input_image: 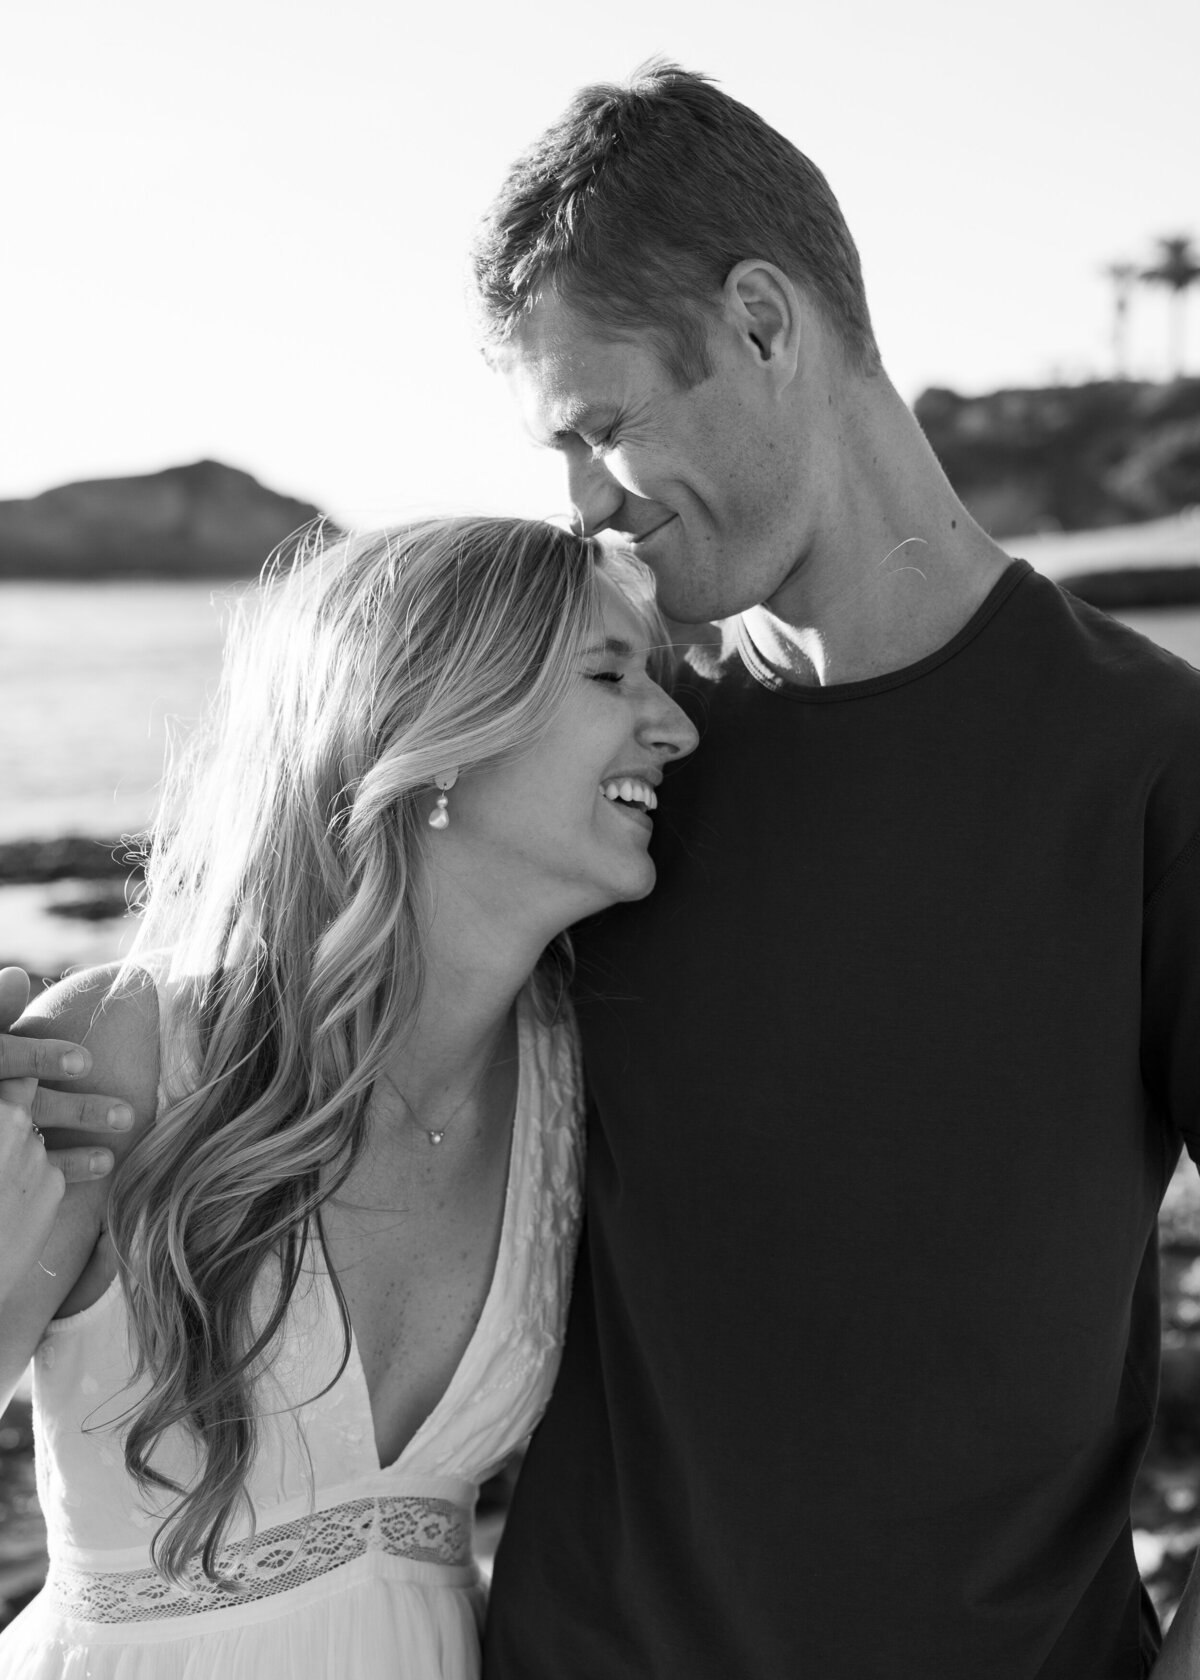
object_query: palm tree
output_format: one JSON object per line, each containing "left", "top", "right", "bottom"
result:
{"left": 1103, "top": 261, "right": 1139, "bottom": 377}
{"left": 1141, "top": 235, "right": 1200, "bottom": 377}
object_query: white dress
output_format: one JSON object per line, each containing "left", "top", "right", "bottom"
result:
{"left": 0, "top": 982, "right": 583, "bottom": 1679}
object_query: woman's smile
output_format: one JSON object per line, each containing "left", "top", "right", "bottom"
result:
{"left": 436, "top": 576, "right": 697, "bottom": 931}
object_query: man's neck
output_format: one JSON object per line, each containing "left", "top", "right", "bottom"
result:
{"left": 741, "top": 529, "right": 1011, "bottom": 686}
{"left": 744, "top": 377, "right": 1013, "bottom": 687}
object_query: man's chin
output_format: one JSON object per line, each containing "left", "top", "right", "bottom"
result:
{"left": 655, "top": 574, "right": 757, "bottom": 628}
{"left": 661, "top": 607, "right": 724, "bottom": 642}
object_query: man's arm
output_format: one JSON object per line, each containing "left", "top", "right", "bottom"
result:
{"left": 0, "top": 965, "right": 154, "bottom": 1411}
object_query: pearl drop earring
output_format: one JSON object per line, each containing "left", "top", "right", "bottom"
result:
{"left": 428, "top": 768, "right": 459, "bottom": 829}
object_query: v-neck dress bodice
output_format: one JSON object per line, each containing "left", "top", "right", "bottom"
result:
{"left": 0, "top": 980, "right": 583, "bottom": 1680}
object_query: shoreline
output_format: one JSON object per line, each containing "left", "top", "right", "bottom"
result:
{"left": 0, "top": 840, "right": 142, "bottom": 987}
{"left": 0, "top": 835, "right": 143, "bottom": 886}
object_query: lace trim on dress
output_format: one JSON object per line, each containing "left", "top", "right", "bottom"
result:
{"left": 47, "top": 1495, "right": 472, "bottom": 1624}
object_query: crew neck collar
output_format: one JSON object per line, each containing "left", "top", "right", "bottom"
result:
{"left": 734, "top": 559, "right": 1033, "bottom": 701}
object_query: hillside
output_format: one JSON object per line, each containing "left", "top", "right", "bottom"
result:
{"left": 0, "top": 460, "right": 327, "bottom": 578}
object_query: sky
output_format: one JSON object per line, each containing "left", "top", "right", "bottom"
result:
{"left": 2, "top": 0, "right": 1198, "bottom": 528}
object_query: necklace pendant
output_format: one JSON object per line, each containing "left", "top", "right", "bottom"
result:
{"left": 427, "top": 1128, "right": 446, "bottom": 1145}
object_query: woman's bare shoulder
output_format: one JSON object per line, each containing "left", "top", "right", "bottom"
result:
{"left": 0, "top": 969, "right": 163, "bottom": 1349}
{"left": 21, "top": 963, "right": 161, "bottom": 1138}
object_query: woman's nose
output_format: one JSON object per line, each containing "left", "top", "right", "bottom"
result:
{"left": 643, "top": 692, "right": 699, "bottom": 760}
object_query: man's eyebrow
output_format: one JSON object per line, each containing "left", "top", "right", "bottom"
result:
{"left": 581, "top": 636, "right": 637, "bottom": 659}
{"left": 549, "top": 405, "right": 618, "bottom": 445}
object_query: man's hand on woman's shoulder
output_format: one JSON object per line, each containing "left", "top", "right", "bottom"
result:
{"left": 0, "top": 965, "right": 133, "bottom": 1185}
{"left": 0, "top": 963, "right": 156, "bottom": 1307}
{"left": 0, "top": 964, "right": 158, "bottom": 1405}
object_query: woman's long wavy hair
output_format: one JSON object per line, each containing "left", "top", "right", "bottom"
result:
{"left": 107, "top": 517, "right": 662, "bottom": 1584}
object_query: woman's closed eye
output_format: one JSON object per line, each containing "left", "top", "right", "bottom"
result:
{"left": 587, "top": 669, "right": 626, "bottom": 686}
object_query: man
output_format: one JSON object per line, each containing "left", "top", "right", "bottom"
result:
{"left": 466, "top": 63, "right": 1200, "bottom": 1678}
{"left": 5, "top": 61, "right": 1199, "bottom": 1678}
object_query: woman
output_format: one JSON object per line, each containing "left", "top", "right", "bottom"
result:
{"left": 0, "top": 516, "right": 697, "bottom": 1678}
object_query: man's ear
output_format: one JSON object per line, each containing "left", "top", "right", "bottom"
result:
{"left": 721, "top": 261, "right": 802, "bottom": 387}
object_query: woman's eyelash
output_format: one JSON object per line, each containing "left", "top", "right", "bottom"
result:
{"left": 588, "top": 670, "right": 625, "bottom": 685}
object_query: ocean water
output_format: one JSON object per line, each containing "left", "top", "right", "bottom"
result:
{"left": 0, "top": 579, "right": 247, "bottom": 843}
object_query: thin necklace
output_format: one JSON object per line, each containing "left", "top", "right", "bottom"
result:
{"left": 404, "top": 1080, "right": 475, "bottom": 1147}
{"left": 398, "top": 1020, "right": 517, "bottom": 1147}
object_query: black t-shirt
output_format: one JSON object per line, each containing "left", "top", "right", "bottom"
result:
{"left": 484, "top": 562, "right": 1200, "bottom": 1679}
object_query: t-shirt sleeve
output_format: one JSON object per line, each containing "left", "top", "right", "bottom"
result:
{"left": 1143, "top": 822, "right": 1200, "bottom": 1157}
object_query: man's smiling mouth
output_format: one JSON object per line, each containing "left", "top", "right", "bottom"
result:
{"left": 628, "top": 516, "right": 676, "bottom": 547}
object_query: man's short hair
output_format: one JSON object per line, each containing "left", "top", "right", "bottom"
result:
{"left": 471, "top": 60, "right": 879, "bottom": 386}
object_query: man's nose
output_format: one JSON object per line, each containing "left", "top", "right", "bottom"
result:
{"left": 565, "top": 450, "right": 624, "bottom": 538}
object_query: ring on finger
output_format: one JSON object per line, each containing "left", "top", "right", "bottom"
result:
{"left": 30, "top": 1121, "right": 45, "bottom": 1146}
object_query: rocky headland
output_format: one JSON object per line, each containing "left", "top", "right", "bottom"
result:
{"left": 916, "top": 375, "right": 1200, "bottom": 555}
{"left": 0, "top": 459, "right": 328, "bottom": 579}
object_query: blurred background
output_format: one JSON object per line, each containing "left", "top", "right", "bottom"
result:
{"left": 2, "top": 0, "right": 1200, "bottom": 1632}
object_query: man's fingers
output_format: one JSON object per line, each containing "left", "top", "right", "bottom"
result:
{"left": 32, "top": 1085, "right": 133, "bottom": 1134}
{"left": 0, "top": 968, "right": 31, "bottom": 1032}
{"left": 45, "top": 1146, "right": 114, "bottom": 1184}
{"left": 0, "top": 1033, "right": 92, "bottom": 1084}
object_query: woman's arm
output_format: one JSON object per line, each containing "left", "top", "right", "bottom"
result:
{"left": 0, "top": 965, "right": 159, "bottom": 1411}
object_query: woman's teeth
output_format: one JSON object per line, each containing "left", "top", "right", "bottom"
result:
{"left": 600, "top": 778, "right": 658, "bottom": 811}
